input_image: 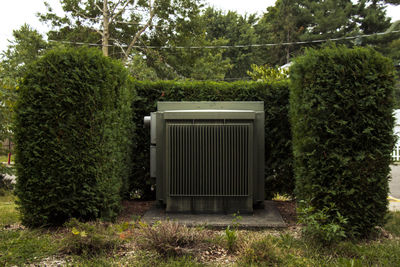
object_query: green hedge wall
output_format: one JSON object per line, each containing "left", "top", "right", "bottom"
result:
{"left": 14, "top": 47, "right": 133, "bottom": 227}
{"left": 129, "top": 80, "right": 293, "bottom": 199}
{"left": 290, "top": 46, "right": 395, "bottom": 238}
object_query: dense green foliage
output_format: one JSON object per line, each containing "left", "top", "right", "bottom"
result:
{"left": 14, "top": 47, "right": 133, "bottom": 227}
{"left": 35, "top": 1, "right": 399, "bottom": 80}
{"left": 290, "top": 45, "right": 395, "bottom": 238}
{"left": 130, "top": 80, "right": 293, "bottom": 199}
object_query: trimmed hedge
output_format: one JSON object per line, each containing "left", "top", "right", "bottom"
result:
{"left": 290, "top": 46, "right": 395, "bottom": 238}
{"left": 129, "top": 80, "right": 293, "bottom": 199}
{"left": 14, "top": 47, "right": 133, "bottom": 227}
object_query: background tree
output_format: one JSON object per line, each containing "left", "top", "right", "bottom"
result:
{"left": 255, "top": 0, "right": 309, "bottom": 66}
{"left": 144, "top": 5, "right": 232, "bottom": 80}
{"left": 39, "top": 0, "right": 201, "bottom": 62}
{"left": 202, "top": 8, "right": 260, "bottom": 79}
{"left": 1, "top": 24, "right": 48, "bottom": 87}
{"left": 0, "top": 25, "right": 48, "bottom": 166}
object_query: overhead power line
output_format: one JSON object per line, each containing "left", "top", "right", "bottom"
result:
{"left": 48, "top": 29, "right": 400, "bottom": 49}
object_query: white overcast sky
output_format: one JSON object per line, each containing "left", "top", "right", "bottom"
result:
{"left": 1, "top": 0, "right": 400, "bottom": 53}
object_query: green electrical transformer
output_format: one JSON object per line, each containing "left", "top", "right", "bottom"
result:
{"left": 144, "top": 102, "right": 265, "bottom": 213}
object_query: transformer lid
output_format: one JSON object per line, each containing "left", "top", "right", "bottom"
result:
{"left": 163, "top": 110, "right": 256, "bottom": 120}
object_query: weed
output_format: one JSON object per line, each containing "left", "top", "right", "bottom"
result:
{"left": 272, "top": 193, "right": 293, "bottom": 201}
{"left": 298, "top": 201, "right": 348, "bottom": 246}
{"left": 225, "top": 226, "right": 238, "bottom": 253}
{"left": 131, "top": 214, "right": 141, "bottom": 222}
{"left": 224, "top": 212, "right": 242, "bottom": 253}
{"left": 61, "top": 218, "right": 123, "bottom": 256}
{"left": 136, "top": 220, "right": 210, "bottom": 257}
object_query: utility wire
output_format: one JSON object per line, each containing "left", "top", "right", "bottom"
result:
{"left": 48, "top": 29, "right": 400, "bottom": 49}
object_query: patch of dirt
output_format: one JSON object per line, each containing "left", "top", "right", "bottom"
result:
{"left": 118, "top": 200, "right": 155, "bottom": 222}
{"left": 2, "top": 223, "right": 25, "bottom": 231}
{"left": 274, "top": 200, "right": 297, "bottom": 226}
{"left": 198, "top": 245, "right": 236, "bottom": 266}
{"left": 30, "top": 256, "right": 69, "bottom": 267}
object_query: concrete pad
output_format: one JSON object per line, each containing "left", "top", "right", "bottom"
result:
{"left": 142, "top": 200, "right": 286, "bottom": 228}
{"left": 390, "top": 165, "right": 400, "bottom": 199}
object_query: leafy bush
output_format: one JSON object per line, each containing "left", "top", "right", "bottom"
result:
{"left": 298, "top": 201, "right": 348, "bottom": 245}
{"left": 290, "top": 45, "right": 396, "bottom": 238}
{"left": 14, "top": 47, "right": 134, "bottom": 227}
{"left": 130, "top": 80, "right": 294, "bottom": 199}
{"left": 247, "top": 64, "right": 289, "bottom": 81}
{"left": 61, "top": 218, "right": 123, "bottom": 256}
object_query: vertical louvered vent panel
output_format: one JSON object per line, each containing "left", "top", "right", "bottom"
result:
{"left": 167, "top": 123, "right": 250, "bottom": 196}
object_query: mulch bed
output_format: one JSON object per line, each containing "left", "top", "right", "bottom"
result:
{"left": 118, "top": 200, "right": 155, "bottom": 222}
{"left": 274, "top": 200, "right": 297, "bottom": 226}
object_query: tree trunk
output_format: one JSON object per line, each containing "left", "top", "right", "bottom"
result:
{"left": 102, "top": 0, "right": 109, "bottom": 57}
{"left": 286, "top": 29, "right": 290, "bottom": 63}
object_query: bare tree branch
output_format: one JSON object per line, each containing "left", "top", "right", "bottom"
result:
{"left": 110, "top": 38, "right": 128, "bottom": 58}
{"left": 123, "top": 0, "right": 154, "bottom": 61}
{"left": 109, "top": 0, "right": 124, "bottom": 15}
{"left": 88, "top": 26, "right": 104, "bottom": 36}
{"left": 111, "top": 0, "right": 133, "bottom": 22}
{"left": 95, "top": 3, "right": 103, "bottom": 13}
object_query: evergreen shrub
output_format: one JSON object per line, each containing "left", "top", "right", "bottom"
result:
{"left": 15, "top": 47, "right": 133, "bottom": 227}
{"left": 129, "top": 80, "right": 293, "bottom": 199}
{"left": 290, "top": 46, "right": 395, "bottom": 238}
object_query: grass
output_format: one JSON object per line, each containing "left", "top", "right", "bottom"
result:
{"left": 0, "top": 192, "right": 19, "bottom": 227}
{"left": 0, "top": 229, "right": 61, "bottom": 266}
{"left": 0, "top": 154, "right": 13, "bottom": 164}
{"left": 1, "top": 193, "right": 400, "bottom": 266}
{"left": 384, "top": 211, "right": 400, "bottom": 237}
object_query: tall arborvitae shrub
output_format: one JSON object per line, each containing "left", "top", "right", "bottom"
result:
{"left": 14, "top": 47, "right": 133, "bottom": 227}
{"left": 290, "top": 46, "right": 395, "bottom": 238}
{"left": 129, "top": 81, "right": 293, "bottom": 199}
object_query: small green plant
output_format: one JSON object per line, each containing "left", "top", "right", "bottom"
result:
{"left": 225, "top": 226, "right": 237, "bottom": 253}
{"left": 298, "top": 201, "right": 348, "bottom": 245}
{"left": 61, "top": 218, "right": 123, "bottom": 256}
{"left": 224, "top": 212, "right": 242, "bottom": 252}
{"left": 272, "top": 193, "right": 293, "bottom": 201}
{"left": 130, "top": 189, "right": 144, "bottom": 200}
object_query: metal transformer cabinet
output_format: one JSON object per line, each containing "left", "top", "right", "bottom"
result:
{"left": 145, "top": 102, "right": 264, "bottom": 213}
